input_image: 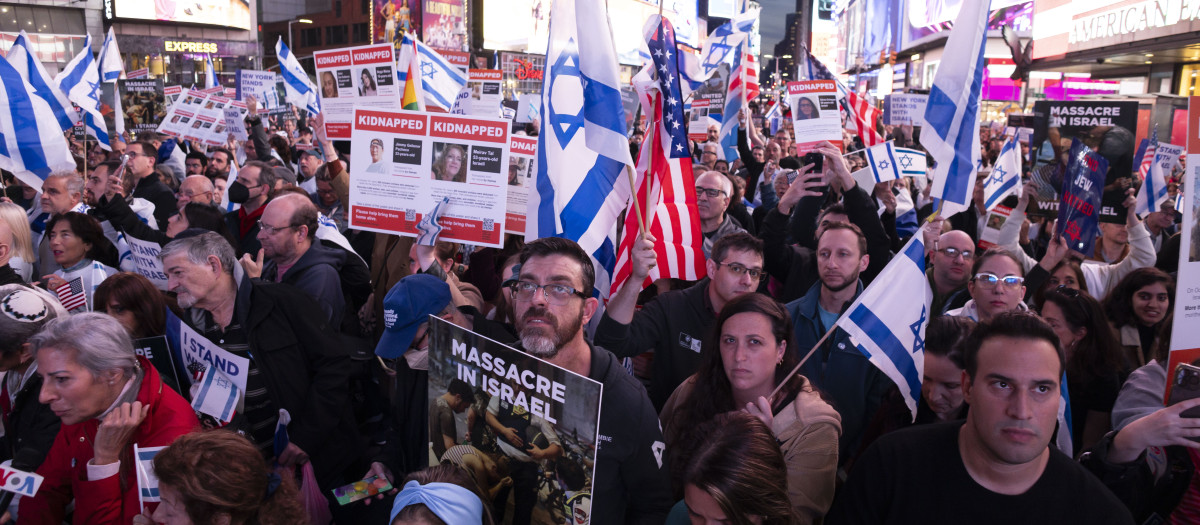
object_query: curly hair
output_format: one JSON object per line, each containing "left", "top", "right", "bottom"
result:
{"left": 152, "top": 430, "right": 306, "bottom": 525}
{"left": 1102, "top": 267, "right": 1173, "bottom": 328}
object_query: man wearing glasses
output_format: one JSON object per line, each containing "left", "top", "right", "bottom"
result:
{"left": 596, "top": 232, "right": 763, "bottom": 410}
{"left": 695, "top": 170, "right": 746, "bottom": 258}
{"left": 508, "top": 237, "right": 672, "bottom": 525}
{"left": 928, "top": 229, "right": 977, "bottom": 314}
{"left": 176, "top": 175, "right": 216, "bottom": 210}
{"left": 787, "top": 222, "right": 889, "bottom": 464}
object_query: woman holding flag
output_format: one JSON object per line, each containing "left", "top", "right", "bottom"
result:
{"left": 40, "top": 212, "right": 118, "bottom": 313}
{"left": 660, "top": 293, "right": 840, "bottom": 524}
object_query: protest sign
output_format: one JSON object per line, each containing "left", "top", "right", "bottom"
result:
{"left": 348, "top": 109, "right": 510, "bottom": 247}
{"left": 314, "top": 43, "right": 401, "bottom": 139}
{"left": 1031, "top": 100, "right": 1139, "bottom": 222}
{"left": 883, "top": 93, "right": 928, "bottom": 126}
{"left": 506, "top": 135, "right": 537, "bottom": 235}
{"left": 223, "top": 99, "right": 250, "bottom": 141}
{"left": 1056, "top": 139, "right": 1107, "bottom": 256}
{"left": 126, "top": 68, "right": 149, "bottom": 79}
{"left": 132, "top": 336, "right": 183, "bottom": 395}
{"left": 164, "top": 85, "right": 183, "bottom": 105}
{"left": 687, "top": 98, "right": 713, "bottom": 142}
{"left": 118, "top": 79, "right": 166, "bottom": 135}
{"left": 165, "top": 310, "right": 249, "bottom": 394}
{"left": 516, "top": 93, "right": 542, "bottom": 124}
{"left": 235, "top": 69, "right": 285, "bottom": 112}
{"left": 427, "top": 316, "right": 601, "bottom": 525}
{"left": 787, "top": 80, "right": 842, "bottom": 154}
{"left": 977, "top": 203, "right": 1012, "bottom": 250}
{"left": 1165, "top": 95, "right": 1200, "bottom": 403}
{"left": 126, "top": 235, "right": 168, "bottom": 290}
{"left": 463, "top": 69, "right": 502, "bottom": 117}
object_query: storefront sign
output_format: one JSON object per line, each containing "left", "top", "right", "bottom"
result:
{"left": 165, "top": 40, "right": 219, "bottom": 54}
{"left": 1033, "top": 0, "right": 1200, "bottom": 58}
{"left": 514, "top": 58, "right": 542, "bottom": 81}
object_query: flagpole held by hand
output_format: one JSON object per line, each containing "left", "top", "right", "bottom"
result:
{"left": 769, "top": 325, "right": 836, "bottom": 402}
{"left": 625, "top": 164, "right": 647, "bottom": 235}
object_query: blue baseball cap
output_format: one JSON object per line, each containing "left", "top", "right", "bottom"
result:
{"left": 375, "top": 274, "right": 452, "bottom": 359}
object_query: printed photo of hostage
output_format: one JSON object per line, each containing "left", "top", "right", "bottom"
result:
{"left": 359, "top": 68, "right": 378, "bottom": 97}
{"left": 795, "top": 96, "right": 820, "bottom": 120}
{"left": 321, "top": 71, "right": 338, "bottom": 99}
{"left": 509, "top": 156, "right": 530, "bottom": 187}
{"left": 433, "top": 142, "right": 468, "bottom": 183}
{"left": 366, "top": 138, "right": 388, "bottom": 174}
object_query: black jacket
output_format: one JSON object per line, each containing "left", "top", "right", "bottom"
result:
{"left": 261, "top": 242, "right": 355, "bottom": 329}
{"left": 0, "top": 264, "right": 24, "bottom": 286}
{"left": 594, "top": 279, "right": 715, "bottom": 410}
{"left": 93, "top": 194, "right": 171, "bottom": 246}
{"left": 185, "top": 276, "right": 360, "bottom": 489}
{"left": 223, "top": 209, "right": 263, "bottom": 258}
{"left": 132, "top": 172, "right": 178, "bottom": 229}
{"left": 0, "top": 373, "right": 61, "bottom": 468}
{"left": 584, "top": 343, "right": 674, "bottom": 525}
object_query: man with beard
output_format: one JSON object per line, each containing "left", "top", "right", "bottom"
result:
{"left": 928, "top": 228, "right": 976, "bottom": 314}
{"left": 206, "top": 147, "right": 234, "bottom": 180}
{"left": 828, "top": 313, "right": 1133, "bottom": 524}
{"left": 508, "top": 237, "right": 672, "bottom": 525}
{"left": 158, "top": 232, "right": 360, "bottom": 519}
{"left": 185, "top": 151, "right": 207, "bottom": 176}
{"left": 786, "top": 222, "right": 890, "bottom": 464}
{"left": 595, "top": 232, "right": 763, "bottom": 409}
{"left": 126, "top": 142, "right": 178, "bottom": 229}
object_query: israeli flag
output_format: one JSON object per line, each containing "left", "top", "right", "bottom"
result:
{"left": 836, "top": 235, "right": 933, "bottom": 420}
{"left": 56, "top": 34, "right": 111, "bottom": 148}
{"left": 983, "top": 138, "right": 1022, "bottom": 211}
{"left": 529, "top": 0, "right": 634, "bottom": 299}
{"left": 763, "top": 100, "right": 782, "bottom": 136}
{"left": 275, "top": 37, "right": 321, "bottom": 115}
{"left": 853, "top": 143, "right": 928, "bottom": 189}
{"left": 99, "top": 28, "right": 125, "bottom": 140}
{"left": 0, "top": 56, "right": 77, "bottom": 192}
{"left": 1136, "top": 133, "right": 1182, "bottom": 218}
{"left": 6, "top": 31, "right": 78, "bottom": 130}
{"left": 204, "top": 54, "right": 217, "bottom": 89}
{"left": 397, "top": 33, "right": 467, "bottom": 111}
{"left": 697, "top": 9, "right": 757, "bottom": 82}
{"left": 133, "top": 444, "right": 166, "bottom": 504}
{"left": 191, "top": 365, "right": 241, "bottom": 423}
{"left": 920, "top": 0, "right": 990, "bottom": 219}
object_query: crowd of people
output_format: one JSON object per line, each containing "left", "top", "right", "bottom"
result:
{"left": 0, "top": 85, "right": 1190, "bottom": 525}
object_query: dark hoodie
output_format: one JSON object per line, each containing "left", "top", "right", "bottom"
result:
{"left": 261, "top": 240, "right": 370, "bottom": 330}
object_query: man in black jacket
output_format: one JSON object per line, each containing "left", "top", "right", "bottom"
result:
{"left": 127, "top": 141, "right": 178, "bottom": 228}
{"left": 512, "top": 237, "right": 673, "bottom": 525}
{"left": 160, "top": 232, "right": 360, "bottom": 517}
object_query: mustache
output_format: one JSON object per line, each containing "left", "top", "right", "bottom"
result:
{"left": 521, "top": 306, "right": 557, "bottom": 324}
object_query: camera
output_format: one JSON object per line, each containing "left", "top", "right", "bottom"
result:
{"left": 802, "top": 151, "right": 824, "bottom": 172}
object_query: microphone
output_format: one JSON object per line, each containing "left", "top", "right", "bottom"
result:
{"left": 0, "top": 448, "right": 45, "bottom": 522}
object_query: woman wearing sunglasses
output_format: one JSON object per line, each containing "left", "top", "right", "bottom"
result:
{"left": 947, "top": 248, "right": 1027, "bottom": 323}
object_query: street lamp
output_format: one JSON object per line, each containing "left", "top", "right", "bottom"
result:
{"left": 288, "top": 18, "right": 313, "bottom": 50}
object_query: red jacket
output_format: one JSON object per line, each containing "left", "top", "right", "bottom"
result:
{"left": 24, "top": 356, "right": 198, "bottom": 524}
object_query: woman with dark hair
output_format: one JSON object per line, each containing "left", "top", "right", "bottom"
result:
{"left": 98, "top": 195, "right": 236, "bottom": 248}
{"left": 1031, "top": 259, "right": 1088, "bottom": 310}
{"left": 948, "top": 247, "right": 1027, "bottom": 323}
{"left": 1102, "top": 267, "right": 1173, "bottom": 368}
{"left": 359, "top": 68, "right": 378, "bottom": 96}
{"left": 432, "top": 144, "right": 467, "bottom": 183}
{"left": 1041, "top": 286, "right": 1128, "bottom": 453}
{"left": 131, "top": 431, "right": 307, "bottom": 525}
{"left": 41, "top": 212, "right": 118, "bottom": 313}
{"left": 390, "top": 464, "right": 495, "bottom": 525}
{"left": 660, "top": 293, "right": 840, "bottom": 523}
{"left": 664, "top": 411, "right": 798, "bottom": 525}
{"left": 795, "top": 97, "right": 819, "bottom": 120}
{"left": 321, "top": 71, "right": 338, "bottom": 99}
{"left": 95, "top": 272, "right": 172, "bottom": 339}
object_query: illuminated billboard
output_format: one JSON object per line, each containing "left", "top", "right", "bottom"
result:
{"left": 112, "top": 0, "right": 252, "bottom": 31}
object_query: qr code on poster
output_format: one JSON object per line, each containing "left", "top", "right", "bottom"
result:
{"left": 483, "top": 218, "right": 494, "bottom": 231}
{"left": 405, "top": 209, "right": 415, "bottom": 221}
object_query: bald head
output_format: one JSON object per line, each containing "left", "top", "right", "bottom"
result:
{"left": 933, "top": 229, "right": 977, "bottom": 291}
{"left": 177, "top": 176, "right": 216, "bottom": 210}
{"left": 271, "top": 193, "right": 319, "bottom": 241}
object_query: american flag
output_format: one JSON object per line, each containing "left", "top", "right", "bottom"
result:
{"left": 1137, "top": 127, "right": 1158, "bottom": 181}
{"left": 55, "top": 277, "right": 87, "bottom": 311}
{"left": 612, "top": 15, "right": 706, "bottom": 296}
{"left": 742, "top": 53, "right": 760, "bottom": 102}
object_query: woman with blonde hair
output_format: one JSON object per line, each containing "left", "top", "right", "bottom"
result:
{"left": 0, "top": 202, "right": 36, "bottom": 282}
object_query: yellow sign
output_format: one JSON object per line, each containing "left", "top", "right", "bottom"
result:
{"left": 164, "top": 41, "right": 218, "bottom": 54}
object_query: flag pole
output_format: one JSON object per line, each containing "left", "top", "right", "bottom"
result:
{"left": 625, "top": 164, "right": 647, "bottom": 234}
{"left": 769, "top": 325, "right": 835, "bottom": 401}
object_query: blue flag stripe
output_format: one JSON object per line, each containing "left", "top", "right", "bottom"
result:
{"left": 848, "top": 304, "right": 923, "bottom": 398}
{"left": 0, "top": 62, "right": 52, "bottom": 176}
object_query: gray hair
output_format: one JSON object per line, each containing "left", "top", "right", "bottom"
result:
{"left": 160, "top": 231, "right": 237, "bottom": 275}
{"left": 28, "top": 313, "right": 138, "bottom": 379}
{"left": 48, "top": 171, "right": 84, "bottom": 199}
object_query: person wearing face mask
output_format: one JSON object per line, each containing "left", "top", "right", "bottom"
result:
{"left": 223, "top": 161, "right": 277, "bottom": 257}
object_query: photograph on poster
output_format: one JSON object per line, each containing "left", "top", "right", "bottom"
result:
{"left": 321, "top": 71, "right": 338, "bottom": 99}
{"left": 795, "top": 96, "right": 820, "bottom": 120}
{"left": 359, "top": 68, "right": 378, "bottom": 96}
{"left": 433, "top": 142, "right": 469, "bottom": 183}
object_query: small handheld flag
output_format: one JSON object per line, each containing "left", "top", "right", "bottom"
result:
{"left": 983, "top": 138, "right": 1022, "bottom": 211}
{"left": 55, "top": 277, "right": 87, "bottom": 311}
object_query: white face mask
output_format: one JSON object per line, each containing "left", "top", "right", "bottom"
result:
{"left": 404, "top": 347, "right": 429, "bottom": 371}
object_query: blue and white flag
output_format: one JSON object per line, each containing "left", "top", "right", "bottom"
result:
{"left": 836, "top": 234, "right": 933, "bottom": 420}
{"left": 99, "top": 28, "right": 125, "bottom": 140}
{"left": 55, "top": 34, "right": 111, "bottom": 149}
{"left": 204, "top": 54, "right": 217, "bottom": 89}
{"left": 133, "top": 444, "right": 166, "bottom": 505}
{"left": 1057, "top": 373, "right": 1073, "bottom": 458}
{"left": 273, "top": 408, "right": 292, "bottom": 458}
{"left": 529, "top": 0, "right": 634, "bottom": 299}
{"left": 920, "top": 0, "right": 990, "bottom": 219}
{"left": 852, "top": 142, "right": 927, "bottom": 189}
{"left": 1135, "top": 127, "right": 1183, "bottom": 217}
{"left": 983, "top": 137, "right": 1022, "bottom": 211}
{"left": 191, "top": 365, "right": 240, "bottom": 423}
{"left": 164, "top": 309, "right": 249, "bottom": 393}
{"left": 6, "top": 31, "right": 77, "bottom": 131}
{"left": 763, "top": 100, "right": 782, "bottom": 136}
{"left": 274, "top": 37, "right": 321, "bottom": 115}
{"left": 397, "top": 33, "right": 467, "bottom": 111}
{"left": 696, "top": 9, "right": 757, "bottom": 82}
{"left": 0, "top": 57, "right": 77, "bottom": 191}
{"left": 416, "top": 196, "right": 450, "bottom": 245}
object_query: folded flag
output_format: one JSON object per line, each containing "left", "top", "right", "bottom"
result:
{"left": 134, "top": 444, "right": 166, "bottom": 505}
{"left": 983, "top": 137, "right": 1022, "bottom": 211}
{"left": 191, "top": 365, "right": 241, "bottom": 423}
{"left": 275, "top": 37, "right": 321, "bottom": 115}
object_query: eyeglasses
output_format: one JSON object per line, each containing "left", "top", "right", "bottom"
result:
{"left": 257, "top": 220, "right": 298, "bottom": 235}
{"left": 972, "top": 272, "right": 1024, "bottom": 289}
{"left": 714, "top": 261, "right": 763, "bottom": 280}
{"left": 179, "top": 190, "right": 212, "bottom": 199}
{"left": 695, "top": 186, "right": 727, "bottom": 199}
{"left": 935, "top": 245, "right": 974, "bottom": 260}
{"left": 509, "top": 280, "right": 589, "bottom": 305}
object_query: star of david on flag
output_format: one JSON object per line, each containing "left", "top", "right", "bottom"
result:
{"left": 836, "top": 234, "right": 933, "bottom": 421}
{"left": 983, "top": 137, "right": 1022, "bottom": 211}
